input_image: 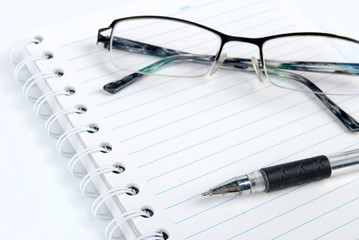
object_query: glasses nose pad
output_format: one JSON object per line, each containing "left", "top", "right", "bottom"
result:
{"left": 210, "top": 52, "right": 227, "bottom": 76}
{"left": 250, "top": 56, "right": 264, "bottom": 83}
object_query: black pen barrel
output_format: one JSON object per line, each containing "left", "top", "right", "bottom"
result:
{"left": 260, "top": 155, "right": 332, "bottom": 192}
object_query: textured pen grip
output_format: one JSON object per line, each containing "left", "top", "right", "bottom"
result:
{"left": 260, "top": 155, "right": 331, "bottom": 192}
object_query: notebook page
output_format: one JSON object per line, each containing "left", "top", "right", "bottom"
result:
{"left": 26, "top": 0, "right": 359, "bottom": 239}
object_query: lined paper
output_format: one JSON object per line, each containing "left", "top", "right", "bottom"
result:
{"left": 26, "top": 0, "right": 359, "bottom": 239}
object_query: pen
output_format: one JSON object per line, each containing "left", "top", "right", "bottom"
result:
{"left": 201, "top": 148, "right": 359, "bottom": 197}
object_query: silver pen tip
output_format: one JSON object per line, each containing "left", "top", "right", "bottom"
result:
{"left": 201, "top": 191, "right": 211, "bottom": 196}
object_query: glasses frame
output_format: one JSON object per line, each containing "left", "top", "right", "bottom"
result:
{"left": 97, "top": 15, "right": 359, "bottom": 132}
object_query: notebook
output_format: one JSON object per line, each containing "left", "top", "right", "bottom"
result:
{"left": 9, "top": 0, "right": 359, "bottom": 239}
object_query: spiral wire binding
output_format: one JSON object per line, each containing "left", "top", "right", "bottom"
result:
{"left": 68, "top": 146, "right": 109, "bottom": 178}
{"left": 55, "top": 126, "right": 96, "bottom": 158}
{"left": 105, "top": 210, "right": 151, "bottom": 240}
{"left": 14, "top": 54, "right": 50, "bottom": 85}
{"left": 10, "top": 39, "right": 166, "bottom": 240}
{"left": 33, "top": 89, "right": 72, "bottom": 120}
{"left": 23, "top": 72, "right": 60, "bottom": 102}
{"left": 136, "top": 233, "right": 165, "bottom": 240}
{"left": 80, "top": 166, "right": 123, "bottom": 198}
{"left": 92, "top": 187, "right": 134, "bottom": 220}
{"left": 8, "top": 38, "right": 41, "bottom": 67}
{"left": 45, "top": 107, "right": 84, "bottom": 139}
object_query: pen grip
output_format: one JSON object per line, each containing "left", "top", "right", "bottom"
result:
{"left": 260, "top": 155, "right": 331, "bottom": 192}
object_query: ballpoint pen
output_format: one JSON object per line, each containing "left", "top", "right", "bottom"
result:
{"left": 201, "top": 148, "right": 359, "bottom": 197}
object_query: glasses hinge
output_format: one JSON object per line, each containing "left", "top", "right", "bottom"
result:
{"left": 97, "top": 27, "right": 112, "bottom": 48}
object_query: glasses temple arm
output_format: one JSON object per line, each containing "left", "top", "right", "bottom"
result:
{"left": 104, "top": 54, "right": 214, "bottom": 94}
{"left": 268, "top": 69, "right": 359, "bottom": 132}
{"left": 103, "top": 37, "right": 359, "bottom": 92}
{"left": 103, "top": 37, "right": 257, "bottom": 93}
{"left": 102, "top": 37, "right": 359, "bottom": 131}
{"left": 265, "top": 60, "right": 359, "bottom": 76}
{"left": 107, "top": 36, "right": 359, "bottom": 74}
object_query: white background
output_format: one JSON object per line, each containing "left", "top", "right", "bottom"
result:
{"left": 1, "top": 0, "right": 358, "bottom": 239}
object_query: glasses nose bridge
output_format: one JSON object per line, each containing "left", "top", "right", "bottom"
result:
{"left": 218, "top": 36, "right": 265, "bottom": 83}
{"left": 220, "top": 36, "right": 264, "bottom": 67}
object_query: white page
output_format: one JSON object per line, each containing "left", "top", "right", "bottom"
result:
{"left": 23, "top": 0, "right": 359, "bottom": 239}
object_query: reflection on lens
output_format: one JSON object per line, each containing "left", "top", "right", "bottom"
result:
{"left": 263, "top": 36, "right": 359, "bottom": 95}
{"left": 110, "top": 18, "right": 221, "bottom": 78}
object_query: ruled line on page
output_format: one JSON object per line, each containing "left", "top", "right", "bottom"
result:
{"left": 74, "top": 11, "right": 286, "bottom": 79}
{"left": 175, "top": 197, "right": 237, "bottom": 225}
{"left": 112, "top": 50, "right": 313, "bottom": 134}
{"left": 130, "top": 71, "right": 326, "bottom": 154}
{"left": 143, "top": 97, "right": 349, "bottom": 181}
{"left": 131, "top": 88, "right": 293, "bottom": 153}
{"left": 75, "top": 59, "right": 111, "bottom": 73}
{"left": 182, "top": 139, "right": 359, "bottom": 238}
{"left": 116, "top": 76, "right": 260, "bottom": 133}
{"left": 271, "top": 196, "right": 359, "bottom": 239}
{"left": 167, "top": 132, "right": 359, "bottom": 211}
{"left": 94, "top": 66, "right": 208, "bottom": 105}
{"left": 109, "top": 73, "right": 242, "bottom": 123}
{"left": 58, "top": 0, "right": 225, "bottom": 48}
{"left": 226, "top": 180, "right": 359, "bottom": 240}
{"left": 184, "top": 185, "right": 307, "bottom": 239}
{"left": 187, "top": 177, "right": 359, "bottom": 239}
{"left": 154, "top": 107, "right": 359, "bottom": 196}
{"left": 137, "top": 90, "right": 356, "bottom": 170}
{"left": 114, "top": 77, "right": 278, "bottom": 142}
{"left": 67, "top": 49, "right": 106, "bottom": 62}
{"left": 116, "top": 53, "right": 321, "bottom": 147}
{"left": 106, "top": 71, "right": 238, "bottom": 117}
{"left": 67, "top": 4, "right": 278, "bottom": 64}
{"left": 196, "top": 0, "right": 269, "bottom": 24}
{"left": 165, "top": 194, "right": 201, "bottom": 210}
{"left": 313, "top": 216, "right": 359, "bottom": 240}
{"left": 81, "top": 69, "right": 122, "bottom": 84}
{"left": 138, "top": 92, "right": 305, "bottom": 169}
{"left": 177, "top": 186, "right": 300, "bottom": 225}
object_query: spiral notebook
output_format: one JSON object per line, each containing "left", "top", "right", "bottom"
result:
{"left": 10, "top": 0, "right": 359, "bottom": 239}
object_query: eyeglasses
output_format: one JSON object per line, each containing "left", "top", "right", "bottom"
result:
{"left": 97, "top": 15, "right": 359, "bottom": 132}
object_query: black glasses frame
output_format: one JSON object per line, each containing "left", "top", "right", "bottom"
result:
{"left": 97, "top": 15, "right": 359, "bottom": 132}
